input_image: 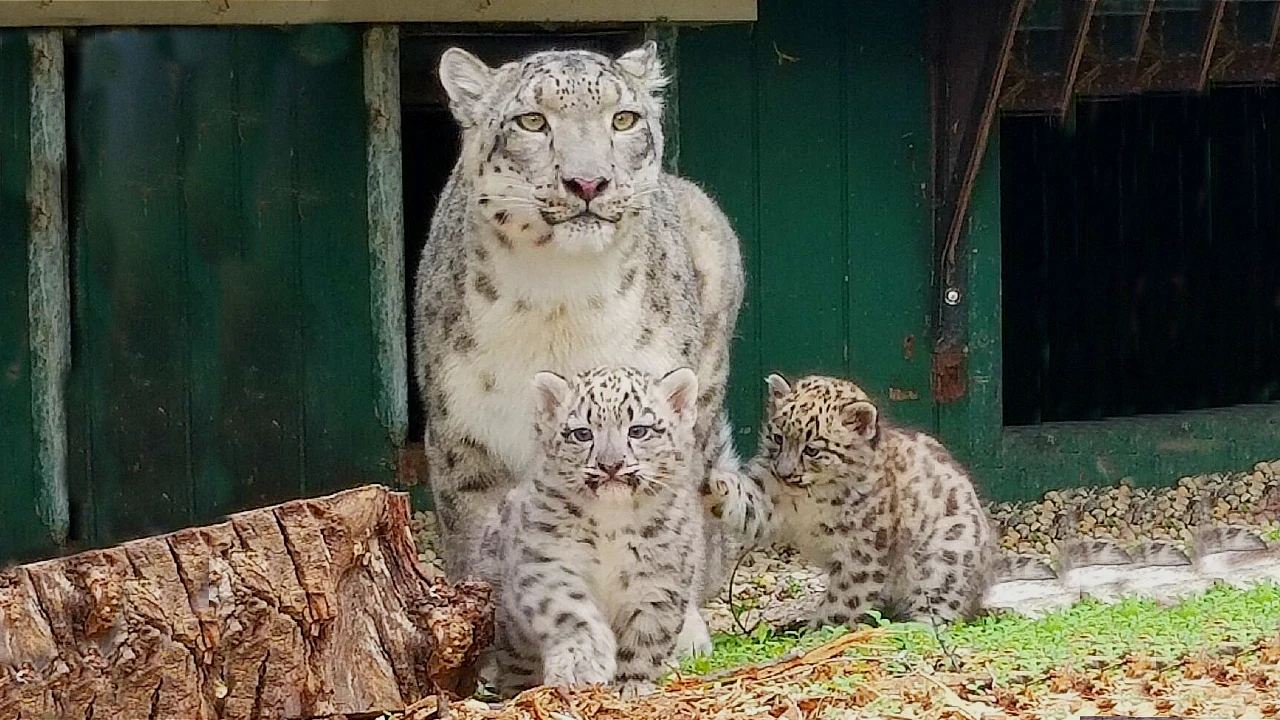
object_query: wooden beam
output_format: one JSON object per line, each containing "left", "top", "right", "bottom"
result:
{"left": 932, "top": 0, "right": 1028, "bottom": 402}
{"left": 647, "top": 24, "right": 680, "bottom": 174}
{"left": 26, "top": 29, "right": 70, "bottom": 547}
{"left": 1057, "top": 0, "right": 1098, "bottom": 115}
{"left": 0, "top": 0, "right": 755, "bottom": 26}
{"left": 1000, "top": 0, "right": 1098, "bottom": 115}
{"left": 1273, "top": 0, "right": 1280, "bottom": 46}
{"left": 1076, "top": 0, "right": 1157, "bottom": 97}
{"left": 1196, "top": 0, "right": 1227, "bottom": 90}
{"left": 1136, "top": 0, "right": 1227, "bottom": 92}
{"left": 1211, "top": 0, "right": 1280, "bottom": 84}
{"left": 364, "top": 25, "right": 409, "bottom": 449}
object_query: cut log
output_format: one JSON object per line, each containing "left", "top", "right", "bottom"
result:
{"left": 0, "top": 485, "right": 494, "bottom": 720}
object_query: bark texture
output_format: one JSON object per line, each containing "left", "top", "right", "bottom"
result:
{"left": 0, "top": 485, "right": 494, "bottom": 720}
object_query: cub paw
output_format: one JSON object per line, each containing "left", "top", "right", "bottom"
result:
{"left": 705, "top": 469, "right": 771, "bottom": 543}
{"left": 615, "top": 679, "right": 657, "bottom": 699}
{"left": 673, "top": 605, "right": 713, "bottom": 659}
{"left": 542, "top": 644, "right": 615, "bottom": 689}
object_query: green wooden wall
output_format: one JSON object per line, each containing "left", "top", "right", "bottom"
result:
{"left": 3, "top": 4, "right": 1276, "bottom": 565}
{"left": 59, "top": 26, "right": 393, "bottom": 553}
{"left": 676, "top": 0, "right": 937, "bottom": 456}
{"left": 0, "top": 32, "right": 44, "bottom": 561}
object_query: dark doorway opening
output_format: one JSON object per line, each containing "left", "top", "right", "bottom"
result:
{"left": 1001, "top": 88, "right": 1280, "bottom": 427}
{"left": 400, "top": 28, "right": 646, "bottom": 444}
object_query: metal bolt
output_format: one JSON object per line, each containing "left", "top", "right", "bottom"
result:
{"left": 944, "top": 287, "right": 962, "bottom": 306}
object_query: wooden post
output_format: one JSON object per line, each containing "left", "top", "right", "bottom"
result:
{"left": 646, "top": 24, "right": 680, "bottom": 174}
{"left": 26, "top": 28, "right": 70, "bottom": 546}
{"left": 364, "top": 25, "right": 409, "bottom": 448}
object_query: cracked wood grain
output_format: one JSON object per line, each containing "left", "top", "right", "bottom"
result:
{"left": 0, "top": 485, "right": 494, "bottom": 720}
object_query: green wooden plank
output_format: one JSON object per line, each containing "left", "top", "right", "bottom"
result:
{"left": 998, "top": 404, "right": 1280, "bottom": 501}
{"left": 71, "top": 29, "right": 195, "bottom": 544}
{"left": 754, "top": 0, "right": 848, "bottom": 380}
{"left": 177, "top": 28, "right": 239, "bottom": 521}
{"left": 292, "top": 25, "right": 392, "bottom": 494}
{"left": 207, "top": 27, "right": 309, "bottom": 512}
{"left": 0, "top": 31, "right": 48, "bottom": 563}
{"left": 937, "top": 131, "right": 1004, "bottom": 495}
{"left": 179, "top": 27, "right": 276, "bottom": 521}
{"left": 843, "top": 0, "right": 934, "bottom": 431}
{"left": 65, "top": 39, "right": 96, "bottom": 551}
{"left": 676, "top": 23, "right": 763, "bottom": 451}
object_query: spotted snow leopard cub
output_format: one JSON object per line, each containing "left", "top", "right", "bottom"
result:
{"left": 711, "top": 374, "right": 996, "bottom": 626}
{"left": 471, "top": 366, "right": 709, "bottom": 697}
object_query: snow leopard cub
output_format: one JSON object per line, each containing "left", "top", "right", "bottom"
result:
{"left": 720, "top": 374, "right": 995, "bottom": 627}
{"left": 471, "top": 366, "right": 710, "bottom": 697}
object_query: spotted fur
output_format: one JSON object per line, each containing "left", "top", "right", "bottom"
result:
{"left": 412, "top": 42, "right": 746, "bottom": 608}
{"left": 717, "top": 374, "right": 996, "bottom": 627}
{"left": 470, "top": 367, "right": 711, "bottom": 697}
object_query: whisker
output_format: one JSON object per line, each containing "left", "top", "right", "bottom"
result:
{"left": 478, "top": 194, "right": 539, "bottom": 204}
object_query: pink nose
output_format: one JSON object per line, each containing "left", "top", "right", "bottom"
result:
{"left": 598, "top": 461, "right": 623, "bottom": 478}
{"left": 563, "top": 176, "right": 609, "bottom": 202}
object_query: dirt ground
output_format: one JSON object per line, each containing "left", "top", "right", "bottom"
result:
{"left": 400, "top": 462, "right": 1280, "bottom": 719}
{"left": 394, "top": 628, "right": 1280, "bottom": 720}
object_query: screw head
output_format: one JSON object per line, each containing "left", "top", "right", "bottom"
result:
{"left": 944, "top": 287, "right": 962, "bottom": 306}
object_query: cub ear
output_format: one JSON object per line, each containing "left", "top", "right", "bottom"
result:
{"left": 842, "top": 401, "right": 878, "bottom": 441}
{"left": 532, "top": 371, "right": 573, "bottom": 417}
{"left": 616, "top": 40, "right": 668, "bottom": 94}
{"left": 658, "top": 367, "right": 698, "bottom": 424}
{"left": 438, "top": 46, "right": 495, "bottom": 126}
{"left": 765, "top": 373, "right": 792, "bottom": 403}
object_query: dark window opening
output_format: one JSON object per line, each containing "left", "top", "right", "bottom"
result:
{"left": 1001, "top": 88, "right": 1280, "bottom": 427}
{"left": 401, "top": 29, "right": 645, "bottom": 443}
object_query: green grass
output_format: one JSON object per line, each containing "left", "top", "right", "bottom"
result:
{"left": 944, "top": 580, "right": 1280, "bottom": 678}
{"left": 676, "top": 622, "right": 850, "bottom": 676}
{"left": 680, "top": 581, "right": 1280, "bottom": 682}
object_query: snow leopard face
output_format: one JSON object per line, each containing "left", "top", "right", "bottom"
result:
{"left": 531, "top": 366, "right": 697, "bottom": 502}
{"left": 437, "top": 42, "right": 667, "bottom": 255}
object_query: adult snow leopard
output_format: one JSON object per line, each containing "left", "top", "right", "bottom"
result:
{"left": 412, "top": 42, "right": 745, "bottom": 598}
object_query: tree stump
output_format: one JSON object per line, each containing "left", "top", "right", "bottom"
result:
{"left": 0, "top": 485, "right": 494, "bottom": 720}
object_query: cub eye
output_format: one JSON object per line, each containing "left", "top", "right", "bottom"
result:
{"left": 627, "top": 425, "right": 652, "bottom": 440}
{"left": 770, "top": 433, "right": 785, "bottom": 448}
{"left": 803, "top": 444, "right": 821, "bottom": 458}
{"left": 515, "top": 112, "right": 547, "bottom": 132}
{"left": 611, "top": 111, "right": 640, "bottom": 131}
{"left": 570, "top": 427, "right": 594, "bottom": 443}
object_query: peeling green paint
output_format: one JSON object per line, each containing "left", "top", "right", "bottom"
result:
{"left": 27, "top": 29, "right": 70, "bottom": 546}
{"left": 364, "top": 25, "right": 409, "bottom": 448}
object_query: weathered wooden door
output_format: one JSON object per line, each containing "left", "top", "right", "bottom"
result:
{"left": 62, "top": 26, "right": 394, "bottom": 551}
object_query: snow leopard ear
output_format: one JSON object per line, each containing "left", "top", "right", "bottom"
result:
{"left": 657, "top": 367, "right": 698, "bottom": 424}
{"left": 765, "top": 374, "right": 792, "bottom": 403}
{"left": 842, "top": 401, "right": 878, "bottom": 441}
{"left": 533, "top": 371, "right": 573, "bottom": 418}
{"left": 616, "top": 41, "right": 668, "bottom": 94}
{"left": 438, "top": 47, "right": 495, "bottom": 126}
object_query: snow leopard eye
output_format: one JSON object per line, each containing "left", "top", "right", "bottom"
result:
{"left": 611, "top": 111, "right": 639, "bottom": 131}
{"left": 803, "top": 444, "right": 821, "bottom": 458}
{"left": 627, "top": 425, "right": 652, "bottom": 440}
{"left": 569, "top": 427, "right": 594, "bottom": 443}
{"left": 770, "top": 432, "right": 784, "bottom": 448}
{"left": 515, "top": 112, "right": 547, "bottom": 132}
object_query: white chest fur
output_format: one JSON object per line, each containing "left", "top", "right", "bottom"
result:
{"left": 586, "top": 502, "right": 641, "bottom": 624}
{"left": 438, "top": 234, "right": 676, "bottom": 474}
